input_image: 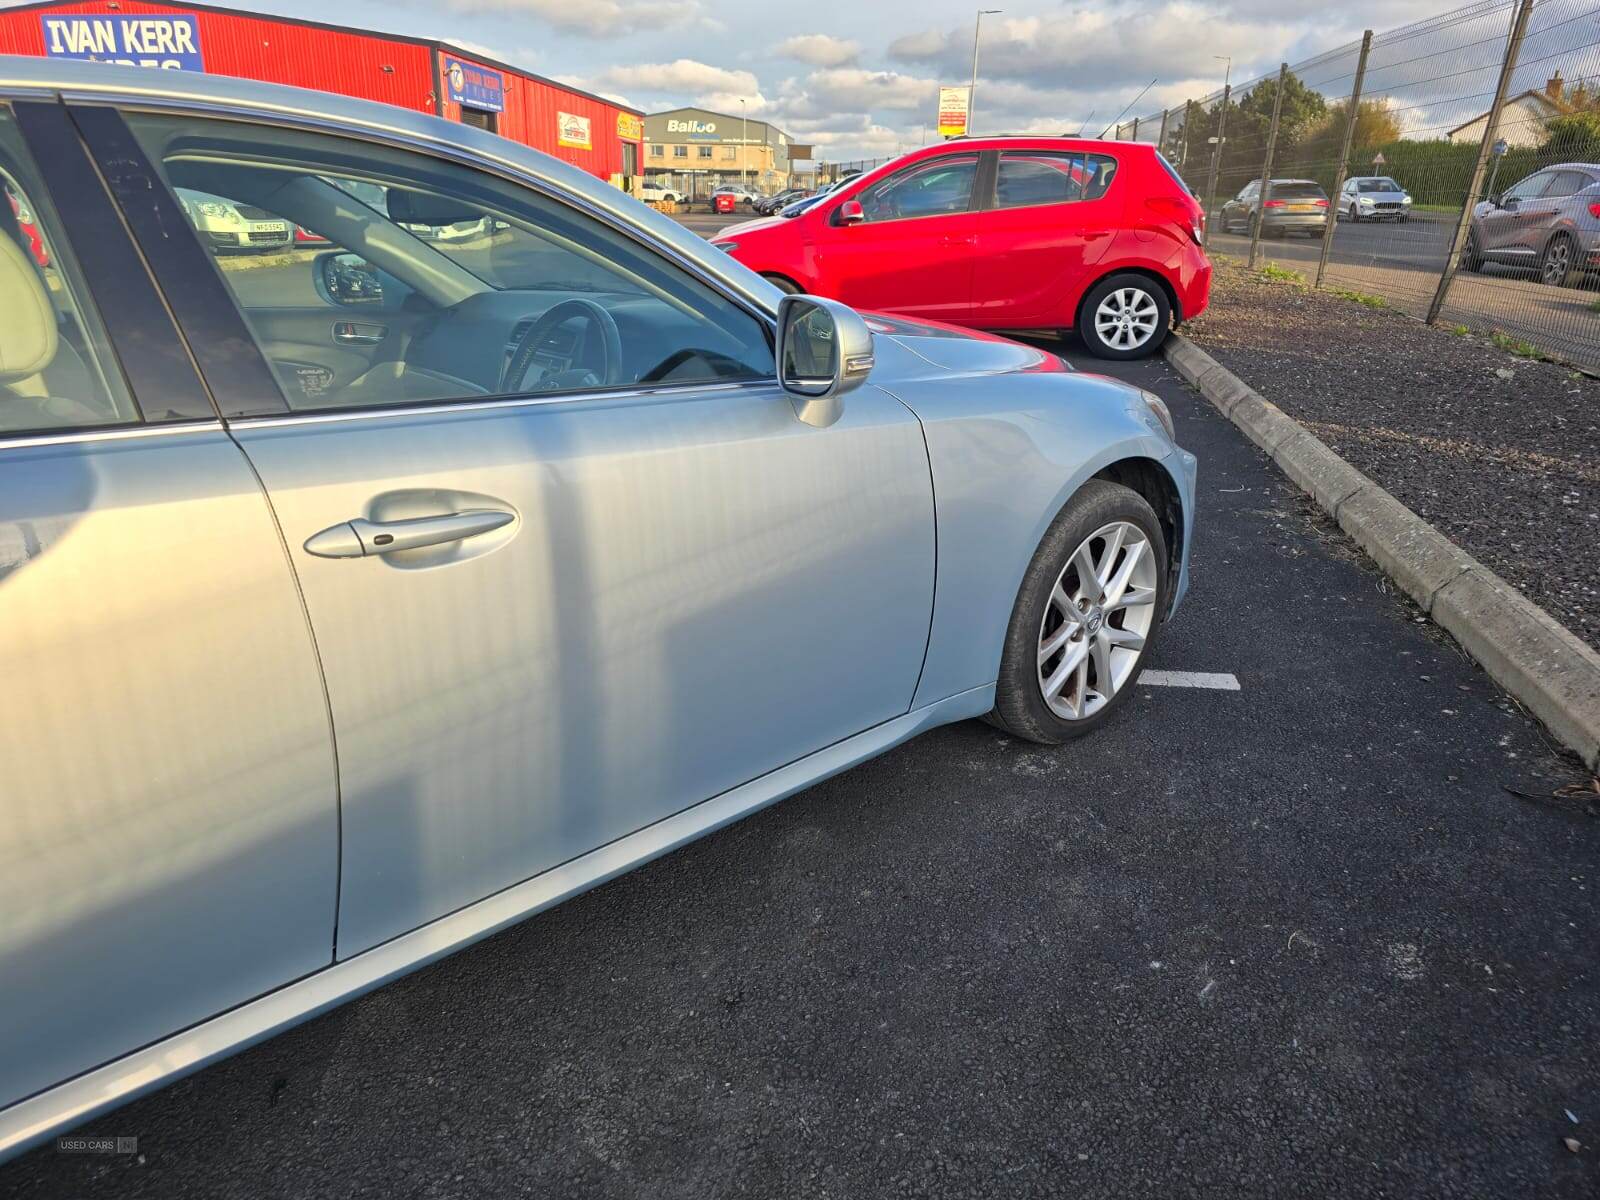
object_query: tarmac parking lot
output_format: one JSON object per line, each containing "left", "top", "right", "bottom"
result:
{"left": 6, "top": 314, "right": 1596, "bottom": 1197}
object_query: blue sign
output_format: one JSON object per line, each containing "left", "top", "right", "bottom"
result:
{"left": 444, "top": 57, "right": 505, "bottom": 113}
{"left": 40, "top": 13, "right": 204, "bottom": 71}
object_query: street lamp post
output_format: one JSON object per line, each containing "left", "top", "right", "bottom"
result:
{"left": 740, "top": 98, "right": 748, "bottom": 193}
{"left": 968, "top": 8, "right": 1001, "bottom": 136}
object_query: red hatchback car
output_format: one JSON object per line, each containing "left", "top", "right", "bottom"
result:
{"left": 711, "top": 136, "right": 1210, "bottom": 359}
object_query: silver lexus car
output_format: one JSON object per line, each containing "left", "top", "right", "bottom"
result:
{"left": 0, "top": 57, "right": 1196, "bottom": 1160}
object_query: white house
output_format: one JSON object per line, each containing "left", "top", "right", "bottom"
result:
{"left": 1448, "top": 73, "right": 1579, "bottom": 147}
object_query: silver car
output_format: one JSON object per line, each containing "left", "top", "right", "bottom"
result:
{"left": 1337, "top": 175, "right": 1414, "bottom": 223}
{"left": 1220, "top": 178, "right": 1331, "bottom": 238}
{"left": 0, "top": 57, "right": 1196, "bottom": 1160}
{"left": 1464, "top": 162, "right": 1600, "bottom": 287}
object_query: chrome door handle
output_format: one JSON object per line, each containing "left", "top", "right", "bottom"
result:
{"left": 333, "top": 321, "right": 386, "bottom": 345}
{"left": 304, "top": 509, "right": 514, "bottom": 558}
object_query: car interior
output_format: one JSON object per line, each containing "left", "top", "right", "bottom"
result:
{"left": 125, "top": 115, "right": 775, "bottom": 413}
{"left": 0, "top": 132, "right": 137, "bottom": 437}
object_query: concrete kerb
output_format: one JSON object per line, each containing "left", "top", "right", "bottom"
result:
{"left": 1162, "top": 331, "right": 1600, "bottom": 772}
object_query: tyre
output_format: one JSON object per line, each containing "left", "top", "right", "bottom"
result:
{"left": 988, "top": 480, "right": 1168, "bottom": 744}
{"left": 1462, "top": 229, "right": 1484, "bottom": 273}
{"left": 762, "top": 273, "right": 801, "bottom": 294}
{"left": 1539, "top": 233, "right": 1579, "bottom": 288}
{"left": 1078, "top": 273, "right": 1171, "bottom": 360}
{"left": 1350, "top": 204, "right": 1363, "bottom": 223}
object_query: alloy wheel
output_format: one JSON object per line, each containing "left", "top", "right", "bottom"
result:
{"left": 1036, "top": 521, "right": 1159, "bottom": 721}
{"left": 1542, "top": 238, "right": 1572, "bottom": 285}
{"left": 1092, "top": 288, "right": 1161, "bottom": 352}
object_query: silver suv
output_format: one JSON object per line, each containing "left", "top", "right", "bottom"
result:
{"left": 1464, "top": 162, "right": 1600, "bottom": 288}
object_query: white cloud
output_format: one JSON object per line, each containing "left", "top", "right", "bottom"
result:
{"left": 430, "top": 0, "right": 713, "bottom": 38}
{"left": 596, "top": 58, "right": 760, "bottom": 98}
{"left": 774, "top": 34, "right": 861, "bottom": 68}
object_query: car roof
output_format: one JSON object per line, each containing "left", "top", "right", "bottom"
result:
{"left": 0, "top": 55, "right": 776, "bottom": 315}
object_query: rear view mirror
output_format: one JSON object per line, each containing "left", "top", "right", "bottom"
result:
{"left": 835, "top": 199, "right": 865, "bottom": 226}
{"left": 385, "top": 189, "right": 483, "bottom": 227}
{"left": 775, "top": 294, "right": 874, "bottom": 428}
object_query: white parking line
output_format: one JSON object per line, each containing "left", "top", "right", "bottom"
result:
{"left": 1139, "top": 671, "right": 1242, "bottom": 691}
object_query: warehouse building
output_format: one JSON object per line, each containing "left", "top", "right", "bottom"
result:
{"left": 644, "top": 106, "right": 808, "bottom": 198}
{"left": 0, "top": 0, "right": 646, "bottom": 184}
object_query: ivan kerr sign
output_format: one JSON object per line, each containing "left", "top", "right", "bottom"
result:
{"left": 937, "top": 86, "right": 970, "bottom": 138}
{"left": 41, "top": 13, "right": 204, "bottom": 70}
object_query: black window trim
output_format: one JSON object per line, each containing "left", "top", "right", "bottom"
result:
{"left": 8, "top": 97, "right": 218, "bottom": 429}
{"left": 66, "top": 102, "right": 289, "bottom": 420}
{"left": 69, "top": 97, "right": 784, "bottom": 422}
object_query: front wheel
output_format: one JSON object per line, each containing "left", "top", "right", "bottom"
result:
{"left": 1078, "top": 274, "right": 1171, "bottom": 360}
{"left": 988, "top": 481, "right": 1168, "bottom": 743}
{"left": 1462, "top": 229, "right": 1484, "bottom": 273}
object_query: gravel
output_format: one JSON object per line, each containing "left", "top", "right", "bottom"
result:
{"left": 1185, "top": 260, "right": 1600, "bottom": 652}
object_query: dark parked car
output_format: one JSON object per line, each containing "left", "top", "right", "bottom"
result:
{"left": 755, "top": 188, "right": 805, "bottom": 215}
{"left": 1220, "top": 178, "right": 1329, "bottom": 238}
{"left": 1463, "top": 162, "right": 1600, "bottom": 288}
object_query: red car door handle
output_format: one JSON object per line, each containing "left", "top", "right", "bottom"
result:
{"left": 938, "top": 235, "right": 976, "bottom": 248}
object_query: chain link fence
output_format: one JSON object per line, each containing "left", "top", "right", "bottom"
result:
{"left": 1120, "top": 0, "right": 1600, "bottom": 372}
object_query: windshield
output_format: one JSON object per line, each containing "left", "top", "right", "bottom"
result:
{"left": 1269, "top": 182, "right": 1326, "bottom": 200}
{"left": 1356, "top": 178, "right": 1402, "bottom": 193}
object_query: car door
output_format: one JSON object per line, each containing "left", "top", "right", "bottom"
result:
{"left": 972, "top": 149, "right": 1121, "bottom": 327}
{"left": 0, "top": 101, "right": 337, "bottom": 1113}
{"left": 102, "top": 106, "right": 937, "bottom": 958}
{"left": 813, "top": 152, "right": 980, "bottom": 322}
{"left": 1481, "top": 171, "right": 1549, "bottom": 259}
{"left": 1223, "top": 181, "right": 1256, "bottom": 232}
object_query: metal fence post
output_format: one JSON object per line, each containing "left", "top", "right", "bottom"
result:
{"left": 1131, "top": 116, "right": 1141, "bottom": 142}
{"left": 1316, "top": 30, "right": 1373, "bottom": 288}
{"left": 1426, "top": 0, "right": 1534, "bottom": 325}
{"left": 1156, "top": 108, "right": 1171, "bottom": 156}
{"left": 1202, "top": 84, "right": 1230, "bottom": 242}
{"left": 1248, "top": 64, "right": 1289, "bottom": 269}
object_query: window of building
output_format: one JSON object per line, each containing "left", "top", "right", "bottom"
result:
{"left": 673, "top": 145, "right": 688, "bottom": 159}
{"left": 697, "top": 145, "right": 713, "bottom": 159}
{"left": 722, "top": 146, "right": 737, "bottom": 161}
{"left": 649, "top": 144, "right": 663, "bottom": 158}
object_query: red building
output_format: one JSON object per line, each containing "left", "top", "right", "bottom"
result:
{"left": 0, "top": 0, "right": 645, "bottom": 183}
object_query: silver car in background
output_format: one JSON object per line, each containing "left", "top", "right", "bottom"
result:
{"left": 1337, "top": 176, "right": 1413, "bottom": 222}
{"left": 1463, "top": 162, "right": 1600, "bottom": 287}
{"left": 0, "top": 57, "right": 1196, "bottom": 1160}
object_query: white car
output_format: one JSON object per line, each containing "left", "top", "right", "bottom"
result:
{"left": 174, "top": 187, "right": 293, "bottom": 253}
{"left": 1338, "top": 176, "right": 1413, "bottom": 223}
{"left": 638, "top": 183, "right": 684, "bottom": 203}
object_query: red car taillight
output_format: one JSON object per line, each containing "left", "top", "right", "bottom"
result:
{"left": 1589, "top": 201, "right": 1600, "bottom": 218}
{"left": 1314, "top": 198, "right": 1329, "bottom": 208}
{"left": 1263, "top": 199, "right": 1285, "bottom": 208}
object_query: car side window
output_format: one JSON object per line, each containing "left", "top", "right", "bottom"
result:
{"left": 1502, "top": 173, "right": 1547, "bottom": 201}
{"left": 1543, "top": 171, "right": 1590, "bottom": 198}
{"left": 857, "top": 155, "right": 978, "bottom": 223}
{"left": 0, "top": 108, "right": 139, "bottom": 436}
{"left": 122, "top": 112, "right": 775, "bottom": 413}
{"left": 995, "top": 152, "right": 1117, "bottom": 209}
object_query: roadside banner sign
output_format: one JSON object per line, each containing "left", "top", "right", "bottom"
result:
{"left": 937, "top": 86, "right": 970, "bottom": 138}
{"left": 617, "top": 112, "right": 643, "bottom": 141}
{"left": 558, "top": 112, "right": 593, "bottom": 150}
{"left": 40, "top": 13, "right": 203, "bottom": 70}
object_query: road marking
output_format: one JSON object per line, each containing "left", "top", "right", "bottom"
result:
{"left": 1139, "top": 670, "right": 1241, "bottom": 691}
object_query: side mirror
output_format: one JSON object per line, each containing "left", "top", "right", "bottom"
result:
{"left": 316, "top": 251, "right": 385, "bottom": 307}
{"left": 775, "top": 294, "right": 874, "bottom": 428}
{"left": 835, "top": 199, "right": 865, "bottom": 226}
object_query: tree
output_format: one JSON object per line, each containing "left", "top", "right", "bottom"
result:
{"left": 1298, "top": 98, "right": 1404, "bottom": 171}
{"left": 1540, "top": 111, "right": 1600, "bottom": 159}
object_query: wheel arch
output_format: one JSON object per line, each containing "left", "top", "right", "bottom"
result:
{"left": 1090, "top": 456, "right": 1185, "bottom": 617}
{"left": 1074, "top": 265, "right": 1183, "bottom": 329}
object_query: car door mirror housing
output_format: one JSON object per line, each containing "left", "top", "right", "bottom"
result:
{"left": 775, "top": 294, "right": 873, "bottom": 428}
{"left": 316, "top": 251, "right": 385, "bottom": 307}
{"left": 834, "top": 199, "right": 865, "bottom": 226}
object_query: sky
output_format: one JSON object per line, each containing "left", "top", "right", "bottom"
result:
{"left": 9, "top": 0, "right": 1593, "bottom": 159}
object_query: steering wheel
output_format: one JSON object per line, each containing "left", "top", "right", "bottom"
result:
{"left": 501, "top": 298, "right": 623, "bottom": 394}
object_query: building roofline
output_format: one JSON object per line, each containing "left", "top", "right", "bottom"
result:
{"left": 10, "top": 0, "right": 644, "bottom": 114}
{"left": 645, "top": 105, "right": 790, "bottom": 142}
{"left": 1445, "top": 88, "right": 1571, "bottom": 137}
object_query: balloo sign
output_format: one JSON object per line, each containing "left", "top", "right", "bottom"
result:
{"left": 40, "top": 13, "right": 204, "bottom": 70}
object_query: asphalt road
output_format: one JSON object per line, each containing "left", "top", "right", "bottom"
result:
{"left": 6, "top": 334, "right": 1596, "bottom": 1198}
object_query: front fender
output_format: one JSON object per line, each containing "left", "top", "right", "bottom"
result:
{"left": 887, "top": 370, "right": 1195, "bottom": 710}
